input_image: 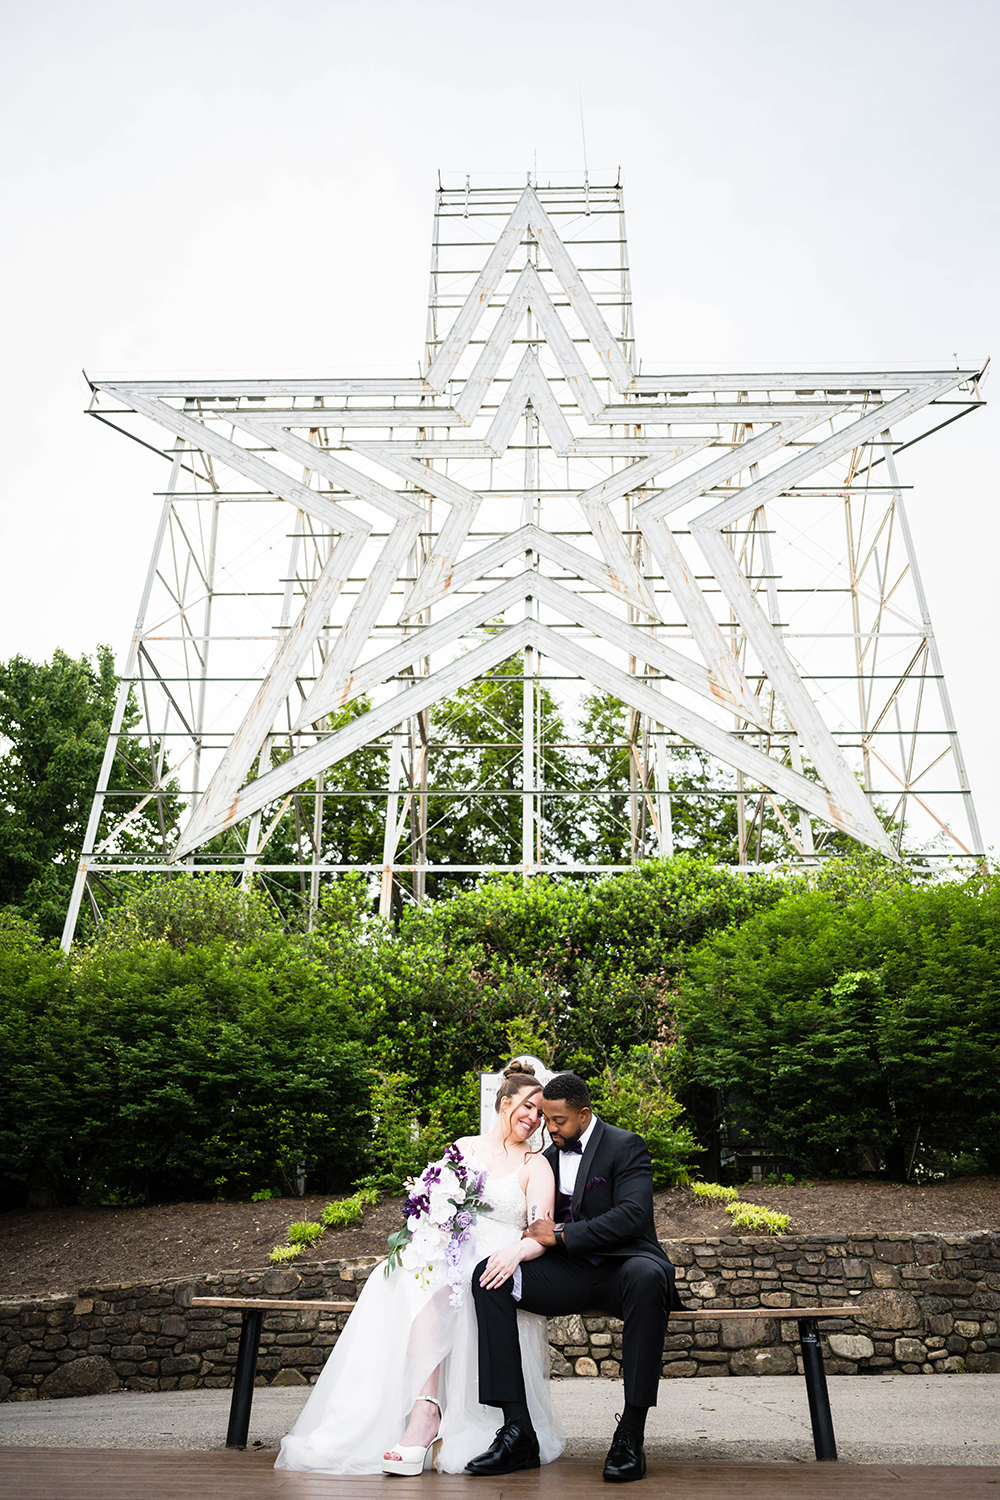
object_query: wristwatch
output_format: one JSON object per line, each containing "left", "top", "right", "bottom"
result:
{"left": 554, "top": 1223, "right": 565, "bottom": 1247}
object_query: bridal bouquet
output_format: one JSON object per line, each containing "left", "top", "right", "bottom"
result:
{"left": 385, "top": 1145, "right": 490, "bottom": 1307}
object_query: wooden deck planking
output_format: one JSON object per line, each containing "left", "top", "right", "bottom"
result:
{"left": 2, "top": 1451, "right": 999, "bottom": 1500}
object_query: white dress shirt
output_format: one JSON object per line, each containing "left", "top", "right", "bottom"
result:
{"left": 557, "top": 1114, "right": 598, "bottom": 1197}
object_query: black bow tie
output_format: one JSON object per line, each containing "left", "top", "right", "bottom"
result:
{"left": 560, "top": 1141, "right": 583, "bottom": 1155}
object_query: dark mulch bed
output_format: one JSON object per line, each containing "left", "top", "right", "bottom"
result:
{"left": 2, "top": 1177, "right": 996, "bottom": 1301}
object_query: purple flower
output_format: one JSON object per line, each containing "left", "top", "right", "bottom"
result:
{"left": 403, "top": 1191, "right": 430, "bottom": 1221}
{"left": 456, "top": 1210, "right": 472, "bottom": 1230}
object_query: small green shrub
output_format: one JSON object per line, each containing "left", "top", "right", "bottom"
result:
{"left": 321, "top": 1187, "right": 379, "bottom": 1229}
{"left": 690, "top": 1181, "right": 738, "bottom": 1202}
{"left": 269, "top": 1244, "right": 302, "bottom": 1263}
{"left": 287, "top": 1220, "right": 325, "bottom": 1246}
{"left": 725, "top": 1201, "right": 789, "bottom": 1234}
{"left": 360, "top": 1070, "right": 449, "bottom": 1193}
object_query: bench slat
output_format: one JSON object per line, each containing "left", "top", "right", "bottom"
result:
{"left": 190, "top": 1295, "right": 857, "bottom": 1319}
{"left": 190, "top": 1296, "right": 358, "bottom": 1311}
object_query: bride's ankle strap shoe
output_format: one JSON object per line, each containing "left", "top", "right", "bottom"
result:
{"left": 382, "top": 1399, "right": 442, "bottom": 1476}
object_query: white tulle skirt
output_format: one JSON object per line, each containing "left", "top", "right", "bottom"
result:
{"left": 275, "top": 1236, "right": 564, "bottom": 1474}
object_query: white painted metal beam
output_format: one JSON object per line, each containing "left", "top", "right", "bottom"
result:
{"left": 483, "top": 349, "right": 575, "bottom": 455}
{"left": 526, "top": 622, "right": 896, "bottom": 855}
{"left": 454, "top": 263, "right": 603, "bottom": 424}
{"left": 171, "top": 623, "right": 535, "bottom": 851}
{"left": 173, "top": 530, "right": 368, "bottom": 858}
{"left": 98, "top": 384, "right": 369, "bottom": 537}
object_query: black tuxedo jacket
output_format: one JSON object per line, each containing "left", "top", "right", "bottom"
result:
{"left": 544, "top": 1116, "right": 670, "bottom": 1267}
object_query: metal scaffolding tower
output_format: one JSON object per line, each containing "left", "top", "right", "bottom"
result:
{"left": 62, "top": 174, "right": 987, "bottom": 945}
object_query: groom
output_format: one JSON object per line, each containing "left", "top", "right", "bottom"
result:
{"left": 468, "top": 1072, "right": 682, "bottom": 1482}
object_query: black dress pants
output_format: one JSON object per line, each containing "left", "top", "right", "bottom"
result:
{"left": 472, "top": 1252, "right": 674, "bottom": 1409}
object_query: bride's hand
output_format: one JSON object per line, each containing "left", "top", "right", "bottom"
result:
{"left": 478, "top": 1244, "right": 524, "bottom": 1290}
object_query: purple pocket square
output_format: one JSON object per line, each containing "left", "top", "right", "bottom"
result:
{"left": 585, "top": 1175, "right": 606, "bottom": 1189}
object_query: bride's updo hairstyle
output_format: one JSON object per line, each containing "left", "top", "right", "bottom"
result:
{"left": 493, "top": 1059, "right": 541, "bottom": 1112}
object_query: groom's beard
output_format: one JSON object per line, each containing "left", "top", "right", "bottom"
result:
{"left": 553, "top": 1127, "right": 584, "bottom": 1151}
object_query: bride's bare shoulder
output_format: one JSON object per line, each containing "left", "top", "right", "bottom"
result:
{"left": 454, "top": 1134, "right": 485, "bottom": 1155}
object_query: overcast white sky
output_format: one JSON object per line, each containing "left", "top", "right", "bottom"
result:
{"left": 1, "top": 0, "right": 997, "bottom": 854}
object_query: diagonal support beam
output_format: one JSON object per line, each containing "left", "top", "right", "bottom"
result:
{"left": 228, "top": 416, "right": 422, "bottom": 522}
{"left": 527, "top": 622, "right": 895, "bottom": 854}
{"left": 483, "top": 348, "right": 574, "bottom": 454}
{"left": 173, "top": 530, "right": 368, "bottom": 856}
{"left": 98, "top": 385, "right": 369, "bottom": 537}
{"left": 454, "top": 263, "right": 603, "bottom": 423}
{"left": 292, "top": 514, "right": 423, "bottom": 732}
{"left": 172, "top": 623, "right": 534, "bottom": 853}
{"left": 425, "top": 186, "right": 634, "bottom": 395}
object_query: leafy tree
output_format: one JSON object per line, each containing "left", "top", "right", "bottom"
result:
{"left": 569, "top": 691, "right": 644, "bottom": 864}
{"left": 567, "top": 690, "right": 813, "bottom": 866}
{"left": 0, "top": 646, "right": 179, "bottom": 937}
{"left": 419, "top": 654, "right": 577, "bottom": 893}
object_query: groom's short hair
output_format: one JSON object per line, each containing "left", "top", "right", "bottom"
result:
{"left": 542, "top": 1072, "right": 591, "bottom": 1110}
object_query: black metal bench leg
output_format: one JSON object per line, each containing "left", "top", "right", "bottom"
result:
{"left": 226, "top": 1309, "right": 264, "bottom": 1450}
{"left": 798, "top": 1316, "right": 837, "bottom": 1461}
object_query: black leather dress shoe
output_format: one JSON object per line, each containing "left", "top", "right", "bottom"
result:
{"left": 465, "top": 1421, "right": 541, "bottom": 1475}
{"left": 603, "top": 1426, "right": 647, "bottom": 1482}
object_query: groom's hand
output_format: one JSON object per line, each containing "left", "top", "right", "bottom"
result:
{"left": 522, "top": 1214, "right": 558, "bottom": 1247}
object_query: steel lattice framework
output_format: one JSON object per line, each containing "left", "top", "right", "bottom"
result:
{"left": 62, "top": 175, "right": 986, "bottom": 945}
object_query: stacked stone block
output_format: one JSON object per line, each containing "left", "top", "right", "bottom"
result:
{"left": 1, "top": 1233, "right": 997, "bottom": 1399}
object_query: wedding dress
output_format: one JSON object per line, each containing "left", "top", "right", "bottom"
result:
{"left": 275, "top": 1154, "right": 565, "bottom": 1474}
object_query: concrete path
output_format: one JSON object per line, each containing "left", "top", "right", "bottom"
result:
{"left": 1, "top": 1374, "right": 998, "bottom": 1465}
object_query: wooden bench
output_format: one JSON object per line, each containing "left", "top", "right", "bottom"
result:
{"left": 191, "top": 1295, "right": 859, "bottom": 1461}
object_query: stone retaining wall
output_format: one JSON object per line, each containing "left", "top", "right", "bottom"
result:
{"left": 2, "top": 1233, "right": 998, "bottom": 1400}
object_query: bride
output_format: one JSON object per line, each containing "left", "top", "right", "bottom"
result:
{"left": 275, "top": 1061, "right": 564, "bottom": 1475}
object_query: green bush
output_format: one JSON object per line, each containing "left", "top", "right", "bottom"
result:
{"left": 287, "top": 1220, "right": 325, "bottom": 1246}
{"left": 4, "top": 852, "right": 995, "bottom": 1210}
{"left": 0, "top": 897, "right": 370, "bottom": 1205}
{"left": 690, "top": 1181, "right": 738, "bottom": 1202}
{"left": 321, "top": 1187, "right": 379, "bottom": 1229}
{"left": 358, "top": 1070, "right": 452, "bottom": 1193}
{"left": 725, "top": 1201, "right": 789, "bottom": 1234}
{"left": 95, "top": 872, "right": 278, "bottom": 951}
{"left": 590, "top": 1044, "right": 698, "bottom": 1187}
{"left": 332, "top": 859, "right": 784, "bottom": 1129}
{"left": 269, "top": 1244, "right": 302, "bottom": 1264}
{"left": 677, "top": 866, "right": 1000, "bottom": 1176}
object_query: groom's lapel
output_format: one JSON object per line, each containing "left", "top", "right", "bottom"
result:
{"left": 572, "top": 1116, "right": 606, "bottom": 1219}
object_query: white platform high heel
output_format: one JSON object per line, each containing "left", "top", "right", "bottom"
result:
{"left": 382, "top": 1397, "right": 443, "bottom": 1476}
